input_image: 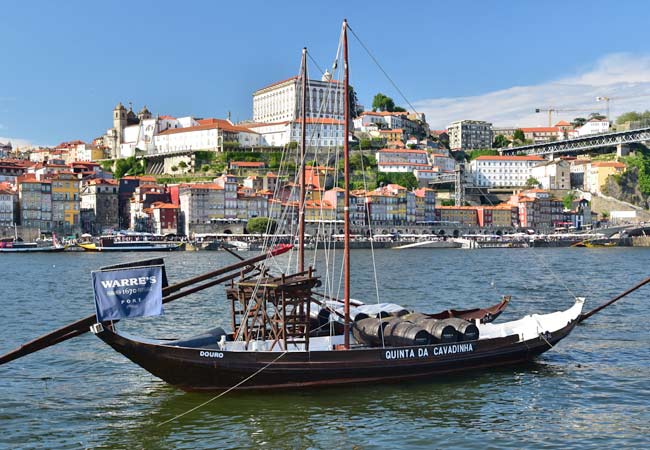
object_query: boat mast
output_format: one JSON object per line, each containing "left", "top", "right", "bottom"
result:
{"left": 343, "top": 19, "right": 351, "bottom": 349}
{"left": 299, "top": 47, "right": 308, "bottom": 272}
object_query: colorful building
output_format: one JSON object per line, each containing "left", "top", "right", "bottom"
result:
{"left": 49, "top": 171, "right": 80, "bottom": 235}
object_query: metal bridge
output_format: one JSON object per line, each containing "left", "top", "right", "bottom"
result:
{"left": 500, "top": 126, "right": 650, "bottom": 157}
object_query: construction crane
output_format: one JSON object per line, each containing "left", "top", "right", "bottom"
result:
{"left": 596, "top": 94, "right": 650, "bottom": 122}
{"left": 534, "top": 107, "right": 599, "bottom": 127}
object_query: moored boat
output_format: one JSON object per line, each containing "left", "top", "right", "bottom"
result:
{"left": 78, "top": 237, "right": 183, "bottom": 252}
{"left": 0, "top": 19, "right": 645, "bottom": 401}
{"left": 83, "top": 21, "right": 594, "bottom": 392}
{"left": 0, "top": 235, "right": 66, "bottom": 253}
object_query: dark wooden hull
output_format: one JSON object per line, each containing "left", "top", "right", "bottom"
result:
{"left": 94, "top": 318, "right": 578, "bottom": 392}
{"left": 78, "top": 243, "right": 183, "bottom": 252}
{"left": 0, "top": 245, "right": 66, "bottom": 253}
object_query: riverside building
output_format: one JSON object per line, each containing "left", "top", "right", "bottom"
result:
{"left": 469, "top": 155, "right": 545, "bottom": 188}
{"left": 447, "top": 120, "right": 493, "bottom": 151}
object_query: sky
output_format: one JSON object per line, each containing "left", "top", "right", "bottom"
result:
{"left": 2, "top": 0, "right": 650, "bottom": 147}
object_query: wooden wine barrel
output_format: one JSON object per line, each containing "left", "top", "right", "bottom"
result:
{"left": 402, "top": 312, "right": 429, "bottom": 323}
{"left": 384, "top": 320, "right": 430, "bottom": 347}
{"left": 441, "top": 318, "right": 479, "bottom": 341}
{"left": 352, "top": 318, "right": 389, "bottom": 346}
{"left": 353, "top": 312, "right": 370, "bottom": 321}
{"left": 416, "top": 318, "right": 458, "bottom": 343}
{"left": 387, "top": 309, "right": 410, "bottom": 318}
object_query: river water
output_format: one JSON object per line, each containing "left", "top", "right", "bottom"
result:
{"left": 0, "top": 248, "right": 648, "bottom": 449}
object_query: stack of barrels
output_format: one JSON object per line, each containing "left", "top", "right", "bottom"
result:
{"left": 352, "top": 310, "right": 479, "bottom": 347}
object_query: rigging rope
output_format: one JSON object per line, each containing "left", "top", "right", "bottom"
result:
{"left": 156, "top": 351, "right": 288, "bottom": 427}
{"left": 347, "top": 24, "right": 420, "bottom": 115}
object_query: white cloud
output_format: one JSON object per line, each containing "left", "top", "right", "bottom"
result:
{"left": 414, "top": 53, "right": 650, "bottom": 130}
{"left": 0, "top": 136, "right": 34, "bottom": 148}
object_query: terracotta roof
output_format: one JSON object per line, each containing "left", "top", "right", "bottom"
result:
{"left": 436, "top": 206, "right": 479, "bottom": 210}
{"left": 474, "top": 155, "right": 544, "bottom": 161}
{"left": 158, "top": 120, "right": 258, "bottom": 136}
{"left": 87, "top": 178, "right": 117, "bottom": 185}
{"left": 379, "top": 128, "right": 404, "bottom": 133}
{"left": 591, "top": 161, "right": 625, "bottom": 168}
{"left": 159, "top": 115, "right": 176, "bottom": 120}
{"left": 151, "top": 202, "right": 178, "bottom": 209}
{"left": 377, "top": 148, "right": 427, "bottom": 154}
{"left": 360, "top": 111, "right": 408, "bottom": 117}
{"left": 121, "top": 175, "right": 157, "bottom": 182}
{"left": 378, "top": 162, "right": 431, "bottom": 166}
{"left": 230, "top": 161, "right": 266, "bottom": 167}
{"left": 554, "top": 120, "right": 571, "bottom": 126}
{"left": 520, "top": 127, "right": 560, "bottom": 133}
{"left": 413, "top": 187, "right": 433, "bottom": 197}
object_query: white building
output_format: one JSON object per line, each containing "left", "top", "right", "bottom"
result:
{"left": 376, "top": 148, "right": 431, "bottom": 173}
{"left": 0, "top": 185, "right": 16, "bottom": 227}
{"left": 154, "top": 120, "right": 260, "bottom": 155}
{"left": 376, "top": 148, "right": 428, "bottom": 164}
{"left": 430, "top": 153, "right": 455, "bottom": 172}
{"left": 530, "top": 159, "right": 570, "bottom": 190}
{"left": 577, "top": 119, "right": 610, "bottom": 136}
{"left": 104, "top": 103, "right": 261, "bottom": 158}
{"left": 252, "top": 72, "right": 345, "bottom": 123}
{"left": 470, "top": 155, "right": 545, "bottom": 187}
{"left": 447, "top": 120, "right": 493, "bottom": 150}
{"left": 246, "top": 118, "right": 344, "bottom": 148}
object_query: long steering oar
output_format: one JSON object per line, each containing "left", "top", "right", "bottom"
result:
{"left": 0, "top": 244, "right": 292, "bottom": 366}
{"left": 579, "top": 275, "right": 650, "bottom": 322}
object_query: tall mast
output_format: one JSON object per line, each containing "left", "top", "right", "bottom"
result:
{"left": 342, "top": 19, "right": 351, "bottom": 350}
{"left": 299, "top": 47, "right": 308, "bottom": 272}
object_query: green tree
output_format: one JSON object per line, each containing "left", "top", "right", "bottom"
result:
{"left": 467, "top": 149, "right": 499, "bottom": 160}
{"left": 246, "top": 217, "right": 277, "bottom": 235}
{"left": 100, "top": 161, "right": 114, "bottom": 173}
{"left": 616, "top": 110, "right": 650, "bottom": 125}
{"left": 493, "top": 134, "right": 509, "bottom": 148}
{"left": 589, "top": 112, "right": 607, "bottom": 120}
{"left": 348, "top": 85, "right": 362, "bottom": 118}
{"left": 201, "top": 164, "right": 211, "bottom": 173}
{"left": 392, "top": 106, "right": 406, "bottom": 112}
{"left": 113, "top": 156, "right": 145, "bottom": 179}
{"left": 372, "top": 93, "right": 395, "bottom": 112}
{"left": 376, "top": 172, "right": 418, "bottom": 190}
{"left": 170, "top": 165, "right": 178, "bottom": 177}
{"left": 562, "top": 191, "right": 576, "bottom": 210}
{"left": 525, "top": 177, "right": 540, "bottom": 188}
{"left": 513, "top": 129, "right": 525, "bottom": 142}
{"left": 178, "top": 160, "right": 188, "bottom": 173}
{"left": 359, "top": 138, "right": 371, "bottom": 149}
{"left": 571, "top": 117, "right": 587, "bottom": 128}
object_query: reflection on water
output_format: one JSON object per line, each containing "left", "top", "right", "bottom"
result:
{"left": 0, "top": 249, "right": 649, "bottom": 448}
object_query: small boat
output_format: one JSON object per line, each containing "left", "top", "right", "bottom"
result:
{"left": 78, "top": 237, "right": 183, "bottom": 252}
{"left": 571, "top": 239, "right": 618, "bottom": 248}
{"left": 0, "top": 235, "right": 66, "bottom": 253}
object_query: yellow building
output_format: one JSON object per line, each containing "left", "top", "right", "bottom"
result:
{"left": 434, "top": 206, "right": 478, "bottom": 226}
{"left": 305, "top": 200, "right": 335, "bottom": 222}
{"left": 586, "top": 161, "right": 626, "bottom": 194}
{"left": 378, "top": 128, "right": 404, "bottom": 142}
{"left": 49, "top": 171, "right": 80, "bottom": 234}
